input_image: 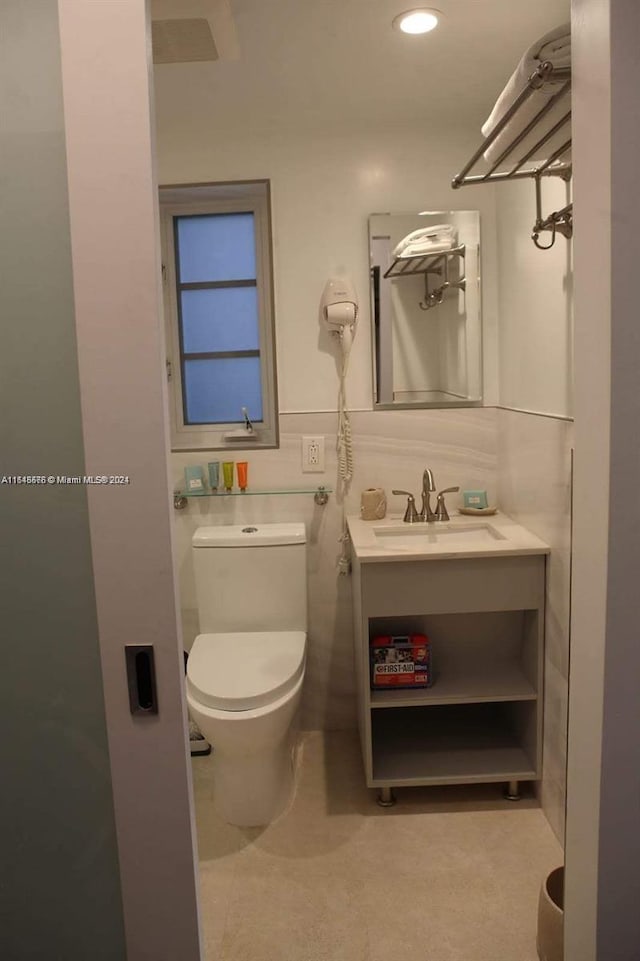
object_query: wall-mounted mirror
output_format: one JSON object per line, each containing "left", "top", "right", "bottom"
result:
{"left": 369, "top": 210, "right": 481, "bottom": 408}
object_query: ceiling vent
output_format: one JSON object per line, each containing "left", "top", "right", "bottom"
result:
{"left": 151, "top": 0, "right": 240, "bottom": 64}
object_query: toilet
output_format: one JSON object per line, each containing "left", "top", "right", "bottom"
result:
{"left": 186, "top": 522, "right": 307, "bottom": 826}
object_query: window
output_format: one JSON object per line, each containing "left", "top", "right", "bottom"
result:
{"left": 160, "top": 181, "right": 278, "bottom": 450}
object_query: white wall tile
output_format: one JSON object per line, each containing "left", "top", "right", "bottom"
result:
{"left": 497, "top": 408, "right": 573, "bottom": 844}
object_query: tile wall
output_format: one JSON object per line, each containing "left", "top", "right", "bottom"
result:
{"left": 497, "top": 408, "right": 573, "bottom": 844}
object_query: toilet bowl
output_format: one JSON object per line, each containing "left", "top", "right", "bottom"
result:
{"left": 187, "top": 631, "right": 306, "bottom": 826}
{"left": 189, "top": 523, "right": 308, "bottom": 826}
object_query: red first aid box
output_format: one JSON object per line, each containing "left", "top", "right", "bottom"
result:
{"left": 370, "top": 634, "right": 432, "bottom": 689}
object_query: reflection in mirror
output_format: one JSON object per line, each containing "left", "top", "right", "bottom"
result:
{"left": 369, "top": 211, "right": 481, "bottom": 408}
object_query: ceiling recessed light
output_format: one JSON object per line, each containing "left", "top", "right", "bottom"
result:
{"left": 393, "top": 8, "right": 440, "bottom": 35}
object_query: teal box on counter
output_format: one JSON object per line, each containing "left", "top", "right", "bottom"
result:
{"left": 463, "top": 489, "right": 488, "bottom": 509}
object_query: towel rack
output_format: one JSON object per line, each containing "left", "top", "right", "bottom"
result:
{"left": 383, "top": 245, "right": 466, "bottom": 310}
{"left": 451, "top": 61, "right": 572, "bottom": 249}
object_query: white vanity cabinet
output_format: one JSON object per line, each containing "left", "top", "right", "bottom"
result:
{"left": 348, "top": 514, "right": 548, "bottom": 800}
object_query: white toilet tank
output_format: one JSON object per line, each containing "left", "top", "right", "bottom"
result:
{"left": 192, "top": 523, "right": 307, "bottom": 634}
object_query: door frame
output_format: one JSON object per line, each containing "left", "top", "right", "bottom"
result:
{"left": 56, "top": 1, "right": 640, "bottom": 959}
{"left": 58, "top": 2, "right": 202, "bottom": 957}
{"left": 565, "top": 1, "right": 640, "bottom": 957}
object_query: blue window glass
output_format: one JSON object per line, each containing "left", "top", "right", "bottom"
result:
{"left": 176, "top": 213, "right": 256, "bottom": 283}
{"left": 183, "top": 358, "right": 263, "bottom": 425}
{"left": 180, "top": 287, "right": 259, "bottom": 354}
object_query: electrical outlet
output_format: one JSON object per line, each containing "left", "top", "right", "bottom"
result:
{"left": 302, "top": 436, "right": 325, "bottom": 473}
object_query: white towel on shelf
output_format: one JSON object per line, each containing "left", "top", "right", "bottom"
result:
{"left": 397, "top": 238, "right": 457, "bottom": 258}
{"left": 482, "top": 23, "right": 571, "bottom": 167}
{"left": 393, "top": 225, "right": 457, "bottom": 259}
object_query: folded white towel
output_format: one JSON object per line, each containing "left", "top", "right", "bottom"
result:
{"left": 393, "top": 225, "right": 457, "bottom": 259}
{"left": 482, "top": 23, "right": 571, "bottom": 166}
{"left": 486, "top": 92, "right": 571, "bottom": 167}
{"left": 397, "top": 238, "right": 458, "bottom": 259}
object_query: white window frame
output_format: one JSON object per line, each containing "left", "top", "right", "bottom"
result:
{"left": 159, "top": 180, "right": 279, "bottom": 451}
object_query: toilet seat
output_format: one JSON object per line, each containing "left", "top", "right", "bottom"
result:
{"left": 187, "top": 630, "right": 306, "bottom": 712}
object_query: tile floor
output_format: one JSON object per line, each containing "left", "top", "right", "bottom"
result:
{"left": 192, "top": 731, "right": 562, "bottom": 961}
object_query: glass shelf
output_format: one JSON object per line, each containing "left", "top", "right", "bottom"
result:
{"left": 173, "top": 485, "right": 331, "bottom": 509}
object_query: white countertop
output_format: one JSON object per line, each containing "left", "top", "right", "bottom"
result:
{"left": 347, "top": 511, "right": 550, "bottom": 563}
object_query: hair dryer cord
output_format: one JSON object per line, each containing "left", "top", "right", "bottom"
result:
{"left": 336, "top": 326, "right": 354, "bottom": 484}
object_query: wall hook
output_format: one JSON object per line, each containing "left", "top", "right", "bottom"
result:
{"left": 532, "top": 220, "right": 557, "bottom": 250}
{"left": 419, "top": 272, "right": 437, "bottom": 310}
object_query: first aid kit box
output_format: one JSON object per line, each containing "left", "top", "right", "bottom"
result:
{"left": 370, "top": 634, "right": 432, "bottom": 690}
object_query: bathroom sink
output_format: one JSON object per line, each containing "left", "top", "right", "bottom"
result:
{"left": 373, "top": 523, "right": 506, "bottom": 550}
{"left": 347, "top": 512, "right": 549, "bottom": 563}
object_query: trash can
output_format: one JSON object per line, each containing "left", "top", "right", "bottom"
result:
{"left": 537, "top": 866, "right": 564, "bottom": 961}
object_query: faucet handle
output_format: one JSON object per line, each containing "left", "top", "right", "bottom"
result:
{"left": 434, "top": 486, "right": 460, "bottom": 522}
{"left": 392, "top": 490, "right": 420, "bottom": 523}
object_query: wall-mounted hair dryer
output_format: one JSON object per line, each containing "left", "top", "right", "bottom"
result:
{"left": 320, "top": 277, "right": 358, "bottom": 333}
{"left": 320, "top": 276, "right": 359, "bottom": 492}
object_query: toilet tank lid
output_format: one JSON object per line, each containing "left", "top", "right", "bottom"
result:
{"left": 192, "top": 523, "right": 306, "bottom": 548}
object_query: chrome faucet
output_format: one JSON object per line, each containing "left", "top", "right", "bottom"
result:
{"left": 419, "top": 468, "right": 437, "bottom": 522}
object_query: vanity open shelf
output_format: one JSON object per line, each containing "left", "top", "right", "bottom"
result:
{"left": 369, "top": 610, "right": 538, "bottom": 708}
{"left": 370, "top": 662, "right": 536, "bottom": 708}
{"left": 348, "top": 515, "right": 548, "bottom": 804}
{"left": 371, "top": 704, "right": 537, "bottom": 786}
